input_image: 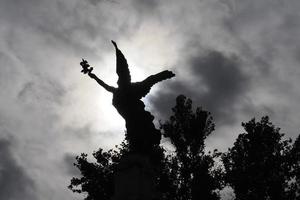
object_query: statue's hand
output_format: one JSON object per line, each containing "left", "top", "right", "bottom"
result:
{"left": 80, "top": 59, "right": 93, "bottom": 74}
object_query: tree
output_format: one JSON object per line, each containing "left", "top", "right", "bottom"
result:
{"left": 222, "top": 116, "right": 293, "bottom": 200}
{"left": 286, "top": 135, "right": 300, "bottom": 199}
{"left": 69, "top": 95, "right": 221, "bottom": 200}
{"left": 160, "top": 95, "right": 221, "bottom": 200}
{"left": 68, "top": 142, "right": 128, "bottom": 200}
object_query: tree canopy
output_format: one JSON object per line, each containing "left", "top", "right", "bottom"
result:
{"left": 160, "top": 95, "right": 220, "bottom": 200}
{"left": 222, "top": 116, "right": 295, "bottom": 200}
{"left": 69, "top": 96, "right": 299, "bottom": 200}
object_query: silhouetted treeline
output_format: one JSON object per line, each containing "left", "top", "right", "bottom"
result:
{"left": 69, "top": 95, "right": 300, "bottom": 200}
{"left": 222, "top": 116, "right": 298, "bottom": 200}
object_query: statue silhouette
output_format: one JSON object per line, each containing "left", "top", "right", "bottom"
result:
{"left": 81, "top": 40, "right": 175, "bottom": 155}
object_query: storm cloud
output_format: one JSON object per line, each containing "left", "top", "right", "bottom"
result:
{"left": 0, "top": 138, "right": 36, "bottom": 200}
{"left": 149, "top": 49, "right": 250, "bottom": 125}
{"left": 0, "top": 0, "right": 300, "bottom": 199}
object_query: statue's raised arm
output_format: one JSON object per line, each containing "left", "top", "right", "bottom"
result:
{"left": 88, "top": 72, "right": 116, "bottom": 93}
{"left": 80, "top": 59, "right": 116, "bottom": 93}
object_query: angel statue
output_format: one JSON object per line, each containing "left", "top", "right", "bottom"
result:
{"left": 80, "top": 41, "right": 175, "bottom": 154}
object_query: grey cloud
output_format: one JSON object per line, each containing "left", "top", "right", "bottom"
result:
{"left": 87, "top": 0, "right": 119, "bottom": 6}
{"left": 149, "top": 49, "right": 251, "bottom": 126}
{"left": 0, "top": 1, "right": 300, "bottom": 199}
{"left": 0, "top": 51, "right": 22, "bottom": 90}
{"left": 0, "top": 0, "right": 164, "bottom": 63}
{"left": 87, "top": 0, "right": 101, "bottom": 6}
{"left": 63, "top": 154, "right": 80, "bottom": 176}
{"left": 222, "top": 0, "right": 300, "bottom": 64}
{"left": 0, "top": 0, "right": 111, "bottom": 57}
{"left": 131, "top": 0, "right": 159, "bottom": 13}
{"left": 148, "top": 81, "right": 190, "bottom": 120}
{"left": 17, "top": 78, "right": 65, "bottom": 107}
{"left": 0, "top": 138, "right": 36, "bottom": 200}
{"left": 17, "top": 82, "right": 34, "bottom": 99}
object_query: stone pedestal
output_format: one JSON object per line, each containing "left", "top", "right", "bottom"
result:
{"left": 112, "top": 153, "right": 158, "bottom": 200}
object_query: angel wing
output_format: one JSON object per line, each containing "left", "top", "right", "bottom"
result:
{"left": 132, "top": 70, "right": 175, "bottom": 99}
{"left": 111, "top": 40, "right": 131, "bottom": 87}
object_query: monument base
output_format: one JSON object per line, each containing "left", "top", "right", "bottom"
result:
{"left": 112, "top": 153, "right": 158, "bottom": 200}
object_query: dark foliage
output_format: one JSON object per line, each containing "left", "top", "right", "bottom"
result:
{"left": 222, "top": 116, "right": 295, "bottom": 200}
{"left": 69, "top": 97, "right": 300, "bottom": 200}
{"left": 286, "top": 135, "right": 300, "bottom": 199}
{"left": 161, "top": 95, "right": 221, "bottom": 200}
{"left": 68, "top": 142, "right": 129, "bottom": 200}
{"left": 69, "top": 95, "right": 220, "bottom": 200}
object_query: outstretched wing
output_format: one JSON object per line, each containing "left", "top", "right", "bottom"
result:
{"left": 132, "top": 70, "right": 175, "bottom": 98}
{"left": 111, "top": 40, "right": 131, "bottom": 87}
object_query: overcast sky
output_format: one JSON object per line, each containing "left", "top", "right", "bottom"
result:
{"left": 0, "top": 0, "right": 300, "bottom": 199}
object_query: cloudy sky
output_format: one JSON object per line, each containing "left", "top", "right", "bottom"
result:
{"left": 0, "top": 0, "right": 300, "bottom": 199}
